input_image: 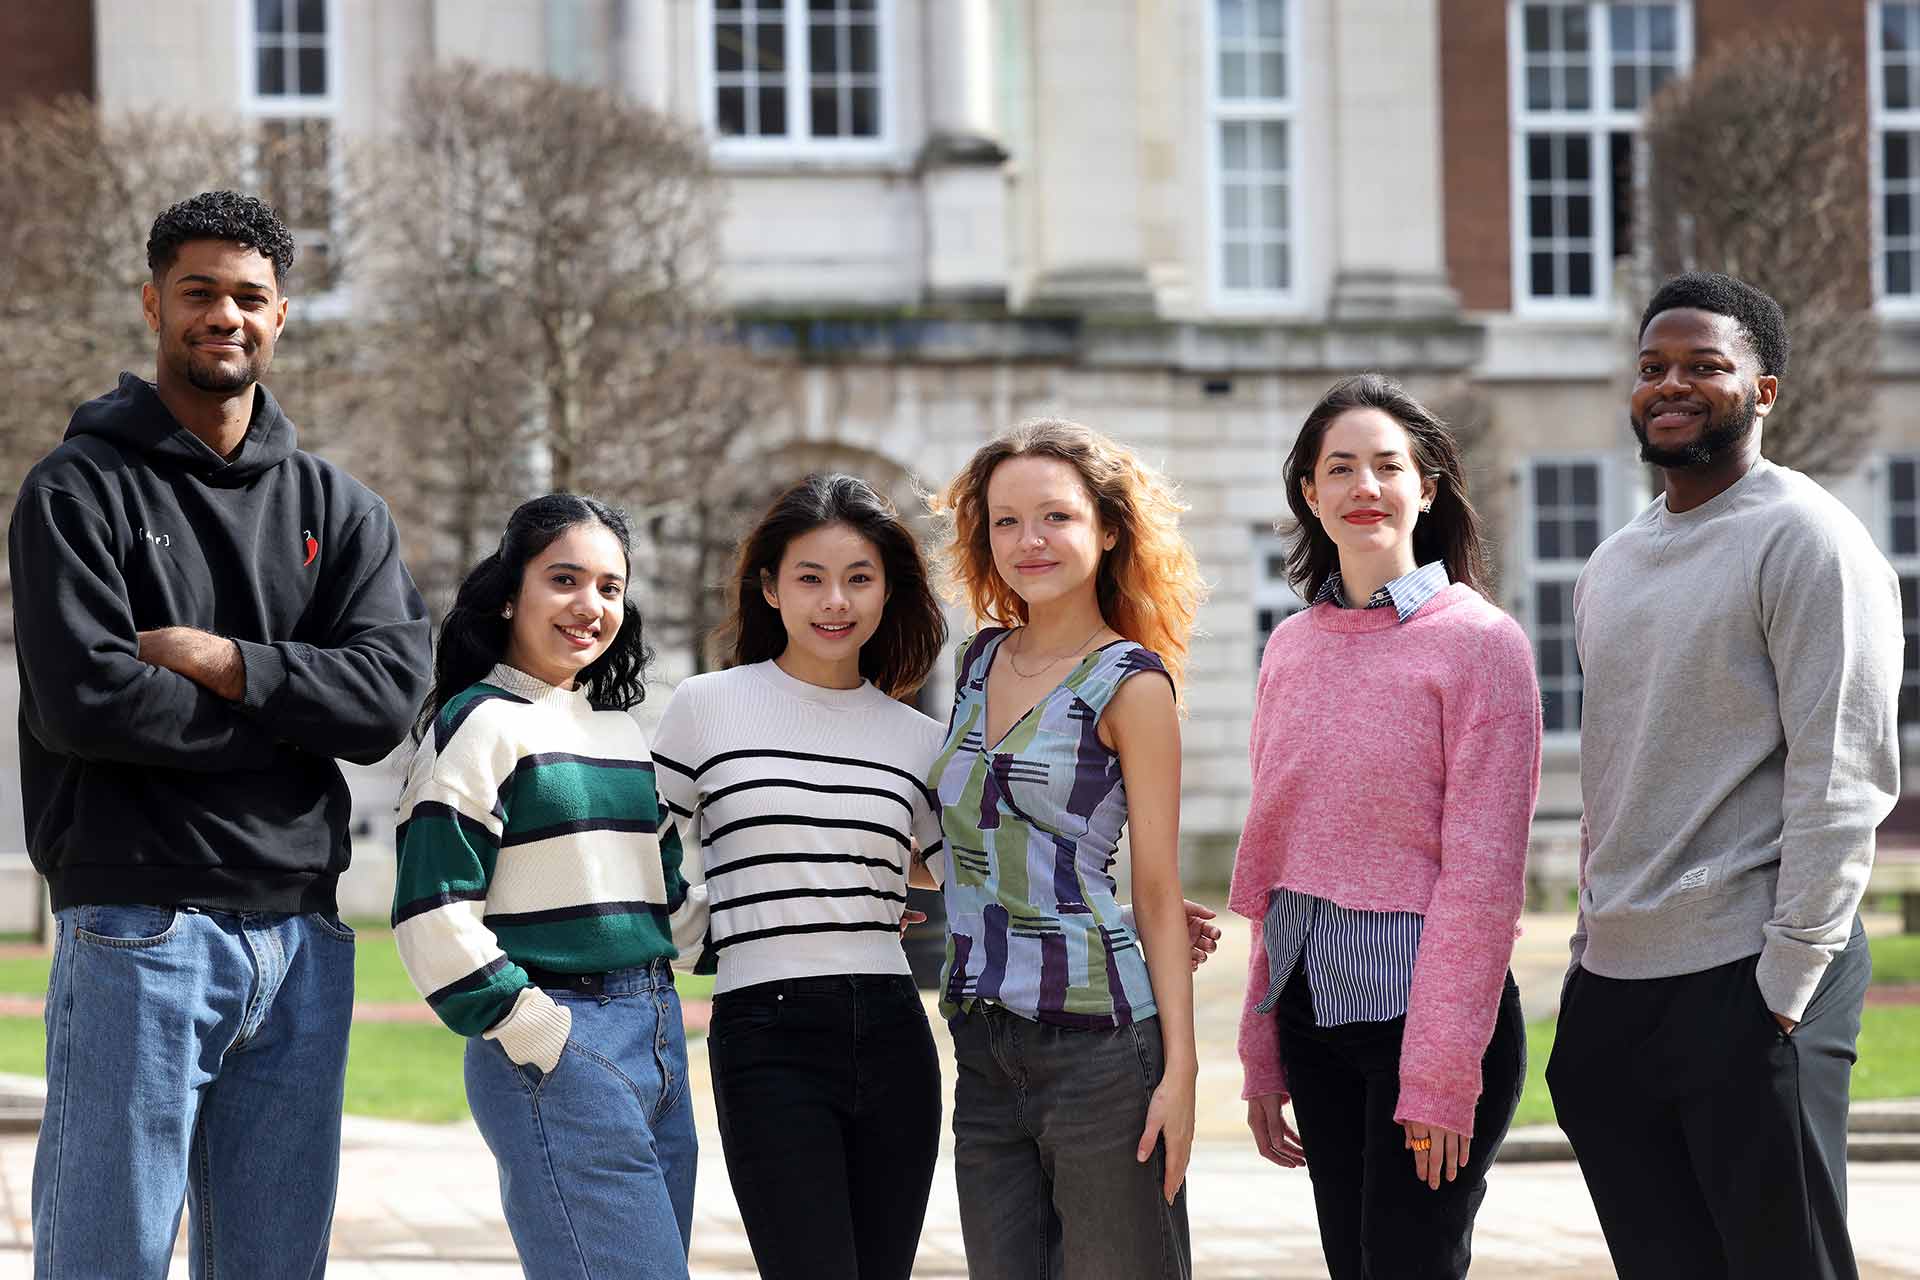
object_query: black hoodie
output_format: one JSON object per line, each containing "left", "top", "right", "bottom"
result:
{"left": 9, "top": 374, "right": 432, "bottom": 913}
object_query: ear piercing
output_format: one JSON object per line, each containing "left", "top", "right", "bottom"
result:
{"left": 503, "top": 605, "right": 514, "bottom": 618}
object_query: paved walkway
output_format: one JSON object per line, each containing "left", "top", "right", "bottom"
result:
{"left": 0, "top": 914, "right": 1913, "bottom": 1277}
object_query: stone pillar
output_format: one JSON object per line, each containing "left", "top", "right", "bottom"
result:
{"left": 1020, "top": 0, "right": 1154, "bottom": 313}
{"left": 921, "top": 0, "right": 1010, "bottom": 303}
{"left": 1326, "top": 0, "right": 1460, "bottom": 321}
{"left": 621, "top": 0, "right": 670, "bottom": 113}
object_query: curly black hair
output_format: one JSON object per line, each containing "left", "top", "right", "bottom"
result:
{"left": 1638, "top": 271, "right": 1790, "bottom": 379}
{"left": 146, "top": 190, "right": 297, "bottom": 287}
{"left": 415, "top": 494, "right": 653, "bottom": 739}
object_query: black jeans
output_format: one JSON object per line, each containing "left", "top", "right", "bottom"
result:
{"left": 1547, "top": 921, "right": 1870, "bottom": 1280}
{"left": 1274, "top": 962, "right": 1525, "bottom": 1280}
{"left": 950, "top": 1004, "right": 1192, "bottom": 1280}
{"left": 708, "top": 973, "right": 941, "bottom": 1280}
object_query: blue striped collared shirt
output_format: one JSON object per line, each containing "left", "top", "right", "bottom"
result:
{"left": 1257, "top": 561, "right": 1447, "bottom": 1026}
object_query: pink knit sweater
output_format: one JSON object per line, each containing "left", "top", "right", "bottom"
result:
{"left": 1229, "top": 583, "right": 1542, "bottom": 1135}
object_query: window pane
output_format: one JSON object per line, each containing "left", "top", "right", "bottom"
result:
{"left": 848, "top": 22, "right": 876, "bottom": 72}
{"left": 1564, "top": 62, "right": 1590, "bottom": 111}
{"left": 1537, "top": 466, "right": 1562, "bottom": 505}
{"left": 1572, "top": 464, "right": 1599, "bottom": 505}
{"left": 1563, "top": 4, "right": 1589, "bottom": 51}
{"left": 1890, "top": 65, "right": 1912, "bottom": 112}
{"left": 1649, "top": 6, "right": 1677, "bottom": 51}
{"left": 1259, "top": 122, "right": 1287, "bottom": 171}
{"left": 849, "top": 86, "right": 878, "bottom": 137}
{"left": 758, "top": 85, "right": 786, "bottom": 134}
{"left": 1222, "top": 122, "right": 1249, "bottom": 170}
{"left": 1542, "top": 688, "right": 1566, "bottom": 732}
{"left": 1539, "top": 521, "right": 1564, "bottom": 560}
{"left": 1886, "top": 4, "right": 1909, "bottom": 54}
{"left": 1224, "top": 185, "right": 1250, "bottom": 230}
{"left": 811, "top": 86, "right": 840, "bottom": 136}
{"left": 1896, "top": 514, "right": 1919, "bottom": 556}
{"left": 717, "top": 24, "right": 745, "bottom": 71}
{"left": 257, "top": 47, "right": 285, "bottom": 96}
{"left": 1256, "top": 0, "right": 1285, "bottom": 39}
{"left": 809, "top": 23, "right": 836, "bottom": 72}
{"left": 1892, "top": 192, "right": 1912, "bottom": 239}
{"left": 1568, "top": 251, "right": 1594, "bottom": 296}
{"left": 1530, "top": 251, "right": 1556, "bottom": 296}
{"left": 1889, "top": 133, "right": 1912, "bottom": 181}
{"left": 1258, "top": 51, "right": 1286, "bottom": 98}
{"left": 718, "top": 85, "right": 747, "bottom": 135}
{"left": 1565, "top": 134, "right": 1590, "bottom": 181}
{"left": 1535, "top": 580, "right": 1563, "bottom": 624}
{"left": 1610, "top": 6, "right": 1636, "bottom": 55}
{"left": 255, "top": 0, "right": 284, "bottom": 35}
{"left": 1527, "top": 66, "right": 1553, "bottom": 112}
{"left": 1524, "top": 6, "right": 1551, "bottom": 53}
{"left": 1262, "top": 182, "right": 1288, "bottom": 231}
{"left": 1220, "top": 51, "right": 1248, "bottom": 99}
{"left": 1529, "top": 194, "right": 1555, "bottom": 236}
{"left": 1567, "top": 193, "right": 1592, "bottom": 238}
{"left": 296, "top": 0, "right": 324, "bottom": 35}
{"left": 1540, "top": 638, "right": 1564, "bottom": 677}
{"left": 1613, "top": 65, "right": 1638, "bottom": 111}
{"left": 1262, "top": 243, "right": 1288, "bottom": 291}
{"left": 755, "top": 19, "right": 785, "bottom": 70}
{"left": 1218, "top": 0, "right": 1248, "bottom": 41}
{"left": 1528, "top": 134, "right": 1552, "bottom": 179}
{"left": 1895, "top": 460, "right": 1917, "bottom": 503}
{"left": 1573, "top": 518, "right": 1601, "bottom": 555}
{"left": 1892, "top": 249, "right": 1914, "bottom": 296}
{"left": 1225, "top": 243, "right": 1252, "bottom": 289}
{"left": 297, "top": 45, "right": 326, "bottom": 96}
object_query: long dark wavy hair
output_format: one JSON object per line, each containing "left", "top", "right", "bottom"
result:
{"left": 719, "top": 474, "right": 947, "bottom": 700}
{"left": 1282, "top": 374, "right": 1490, "bottom": 603}
{"left": 414, "top": 494, "right": 652, "bottom": 739}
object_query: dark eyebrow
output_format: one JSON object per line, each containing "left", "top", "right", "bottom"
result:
{"left": 177, "top": 273, "right": 273, "bottom": 293}
{"left": 1322, "top": 450, "right": 1408, "bottom": 461}
{"left": 794, "top": 559, "right": 878, "bottom": 571}
{"left": 546, "top": 561, "right": 623, "bottom": 579}
{"left": 1640, "top": 345, "right": 1732, "bottom": 360}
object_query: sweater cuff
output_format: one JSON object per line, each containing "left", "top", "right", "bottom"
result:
{"left": 484, "top": 986, "right": 572, "bottom": 1073}
{"left": 1756, "top": 938, "right": 1830, "bottom": 1023}
{"left": 232, "top": 638, "right": 287, "bottom": 713}
{"left": 1393, "top": 1082, "right": 1477, "bottom": 1138}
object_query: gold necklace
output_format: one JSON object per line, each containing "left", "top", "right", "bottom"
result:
{"left": 1005, "top": 622, "right": 1107, "bottom": 679}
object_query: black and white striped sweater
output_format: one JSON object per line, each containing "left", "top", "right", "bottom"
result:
{"left": 652, "top": 660, "right": 946, "bottom": 994}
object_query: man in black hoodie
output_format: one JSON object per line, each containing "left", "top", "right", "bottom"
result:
{"left": 9, "top": 191, "right": 431, "bottom": 1276}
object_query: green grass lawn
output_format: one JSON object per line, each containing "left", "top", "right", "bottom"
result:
{"left": 0, "top": 927, "right": 715, "bottom": 1123}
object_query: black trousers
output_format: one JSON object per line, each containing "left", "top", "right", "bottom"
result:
{"left": 1546, "top": 921, "right": 1870, "bottom": 1280}
{"left": 1274, "top": 962, "right": 1526, "bottom": 1280}
{"left": 708, "top": 973, "right": 942, "bottom": 1280}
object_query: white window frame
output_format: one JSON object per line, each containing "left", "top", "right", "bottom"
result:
{"left": 1205, "top": 0, "right": 1305, "bottom": 313}
{"left": 701, "top": 0, "right": 897, "bottom": 163}
{"left": 1881, "top": 452, "right": 1920, "bottom": 737}
{"left": 1507, "top": 1, "right": 1692, "bottom": 317}
{"left": 1251, "top": 524, "right": 1306, "bottom": 668}
{"left": 236, "top": 0, "right": 343, "bottom": 307}
{"left": 1870, "top": 3, "right": 1920, "bottom": 314}
{"left": 1514, "top": 454, "right": 1619, "bottom": 743}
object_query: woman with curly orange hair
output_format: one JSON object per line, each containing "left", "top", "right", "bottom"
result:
{"left": 927, "top": 419, "right": 1206, "bottom": 1278}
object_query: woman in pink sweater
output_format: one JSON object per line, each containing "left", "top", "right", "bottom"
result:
{"left": 1231, "top": 374, "right": 1541, "bottom": 1279}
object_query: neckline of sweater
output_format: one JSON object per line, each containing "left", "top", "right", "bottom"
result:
{"left": 1306, "top": 581, "right": 1473, "bottom": 632}
{"left": 750, "top": 658, "right": 878, "bottom": 710}
{"left": 483, "top": 663, "right": 594, "bottom": 709}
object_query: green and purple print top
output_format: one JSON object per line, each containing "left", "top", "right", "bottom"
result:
{"left": 931, "top": 628, "right": 1174, "bottom": 1029}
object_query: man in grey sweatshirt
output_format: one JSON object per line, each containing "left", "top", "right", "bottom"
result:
{"left": 1545, "top": 272, "right": 1902, "bottom": 1280}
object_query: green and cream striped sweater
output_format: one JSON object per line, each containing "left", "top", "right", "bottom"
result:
{"left": 392, "top": 664, "right": 695, "bottom": 1069}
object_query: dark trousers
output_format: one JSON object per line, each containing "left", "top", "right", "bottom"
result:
{"left": 709, "top": 973, "right": 941, "bottom": 1280}
{"left": 1274, "top": 962, "right": 1525, "bottom": 1280}
{"left": 951, "top": 1004, "right": 1192, "bottom": 1280}
{"left": 1547, "top": 921, "right": 1870, "bottom": 1280}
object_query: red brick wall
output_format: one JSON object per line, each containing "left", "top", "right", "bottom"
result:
{"left": 0, "top": 4, "right": 94, "bottom": 115}
{"left": 1440, "top": 0, "right": 1513, "bottom": 312}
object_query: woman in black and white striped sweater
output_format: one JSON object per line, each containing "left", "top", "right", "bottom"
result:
{"left": 651, "top": 474, "right": 950, "bottom": 1280}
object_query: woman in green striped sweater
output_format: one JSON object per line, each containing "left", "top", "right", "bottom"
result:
{"left": 392, "top": 494, "right": 700, "bottom": 1280}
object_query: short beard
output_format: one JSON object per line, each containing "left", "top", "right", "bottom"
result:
{"left": 1632, "top": 388, "right": 1758, "bottom": 469}
{"left": 183, "top": 349, "right": 266, "bottom": 394}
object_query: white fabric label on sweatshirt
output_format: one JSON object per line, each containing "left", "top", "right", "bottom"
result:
{"left": 1677, "top": 865, "right": 1712, "bottom": 892}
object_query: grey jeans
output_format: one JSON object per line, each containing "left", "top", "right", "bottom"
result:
{"left": 950, "top": 1004, "right": 1192, "bottom": 1280}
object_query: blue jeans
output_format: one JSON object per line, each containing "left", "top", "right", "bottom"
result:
{"left": 464, "top": 959, "right": 697, "bottom": 1279}
{"left": 33, "top": 904, "right": 356, "bottom": 1279}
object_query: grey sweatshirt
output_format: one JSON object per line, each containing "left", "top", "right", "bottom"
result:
{"left": 1571, "top": 459, "right": 1901, "bottom": 1020}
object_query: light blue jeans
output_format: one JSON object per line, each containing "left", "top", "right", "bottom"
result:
{"left": 33, "top": 904, "right": 355, "bottom": 1279}
{"left": 464, "top": 959, "right": 697, "bottom": 1279}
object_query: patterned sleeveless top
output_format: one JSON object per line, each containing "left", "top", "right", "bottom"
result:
{"left": 930, "top": 628, "right": 1174, "bottom": 1028}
